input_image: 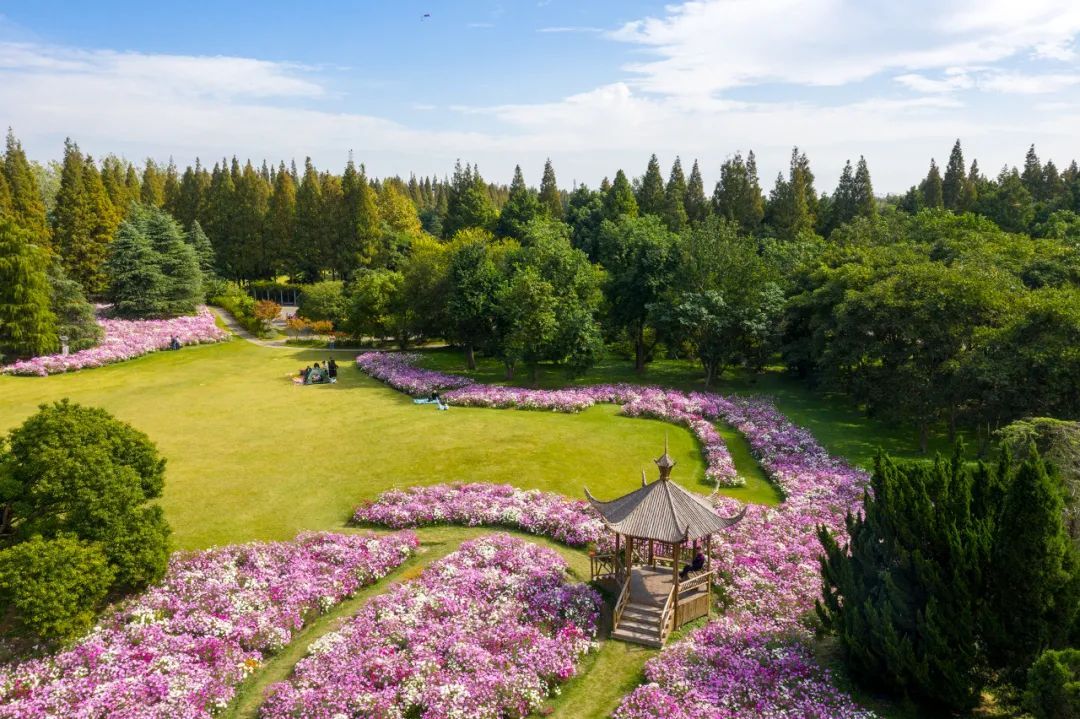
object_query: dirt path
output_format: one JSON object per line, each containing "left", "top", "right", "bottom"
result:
{"left": 208, "top": 306, "right": 354, "bottom": 352}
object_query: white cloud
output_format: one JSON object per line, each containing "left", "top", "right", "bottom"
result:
{"left": 537, "top": 26, "right": 604, "bottom": 34}
{"left": 609, "top": 0, "right": 1080, "bottom": 96}
{"left": 979, "top": 71, "right": 1080, "bottom": 94}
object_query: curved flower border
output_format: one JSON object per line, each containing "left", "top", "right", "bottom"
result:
{"left": 0, "top": 531, "right": 418, "bottom": 718}
{"left": 355, "top": 351, "right": 875, "bottom": 717}
{"left": 260, "top": 533, "right": 601, "bottom": 718}
{"left": 2, "top": 307, "right": 229, "bottom": 376}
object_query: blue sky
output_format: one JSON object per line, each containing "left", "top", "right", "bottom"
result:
{"left": 3, "top": 1, "right": 1080, "bottom": 192}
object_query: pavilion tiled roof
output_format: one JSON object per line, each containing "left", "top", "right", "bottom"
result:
{"left": 585, "top": 445, "right": 745, "bottom": 543}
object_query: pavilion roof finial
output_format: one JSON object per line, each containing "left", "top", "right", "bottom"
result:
{"left": 654, "top": 433, "right": 676, "bottom": 479}
{"left": 641, "top": 468, "right": 648, "bottom": 487}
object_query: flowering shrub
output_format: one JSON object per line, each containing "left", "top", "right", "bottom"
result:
{"left": 355, "top": 352, "right": 876, "bottom": 717}
{"left": 0, "top": 531, "right": 418, "bottom": 718}
{"left": 355, "top": 351, "right": 476, "bottom": 395}
{"left": 354, "top": 483, "right": 605, "bottom": 547}
{"left": 1, "top": 307, "right": 228, "bottom": 376}
{"left": 260, "top": 533, "right": 601, "bottom": 719}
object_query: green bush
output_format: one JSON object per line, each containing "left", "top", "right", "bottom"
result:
{"left": 210, "top": 284, "right": 267, "bottom": 337}
{"left": 0, "top": 535, "right": 114, "bottom": 644}
{"left": 1026, "top": 649, "right": 1080, "bottom": 719}
{"left": 297, "top": 280, "right": 346, "bottom": 326}
{"left": 1, "top": 399, "right": 171, "bottom": 591}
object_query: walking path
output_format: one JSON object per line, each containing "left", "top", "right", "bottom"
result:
{"left": 209, "top": 306, "right": 355, "bottom": 352}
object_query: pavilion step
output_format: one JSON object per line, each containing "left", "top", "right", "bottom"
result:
{"left": 621, "top": 605, "right": 662, "bottom": 623}
{"left": 611, "top": 626, "right": 663, "bottom": 648}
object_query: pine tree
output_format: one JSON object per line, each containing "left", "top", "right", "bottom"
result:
{"left": 538, "top": 158, "right": 562, "bottom": 219}
{"left": 107, "top": 209, "right": 167, "bottom": 318}
{"left": 124, "top": 164, "right": 141, "bottom": 206}
{"left": 713, "top": 152, "right": 764, "bottom": 233}
{"left": 3, "top": 129, "right": 51, "bottom": 246}
{"left": 684, "top": 159, "right": 709, "bottom": 225}
{"left": 603, "top": 169, "right": 638, "bottom": 220}
{"left": 988, "top": 449, "right": 1080, "bottom": 678}
{"left": 766, "top": 148, "right": 816, "bottom": 239}
{"left": 920, "top": 159, "right": 944, "bottom": 209}
{"left": 496, "top": 165, "right": 540, "bottom": 240}
{"left": 231, "top": 161, "right": 270, "bottom": 279}
{"left": 663, "top": 157, "right": 689, "bottom": 232}
{"left": 52, "top": 139, "right": 91, "bottom": 285}
{"left": 203, "top": 161, "right": 235, "bottom": 278}
{"left": 318, "top": 172, "right": 345, "bottom": 279}
{"left": 100, "top": 155, "right": 132, "bottom": 215}
{"left": 149, "top": 211, "right": 202, "bottom": 316}
{"left": 162, "top": 159, "right": 180, "bottom": 216}
{"left": 0, "top": 170, "right": 11, "bottom": 216}
{"left": 175, "top": 160, "right": 209, "bottom": 230}
{"left": 961, "top": 159, "right": 980, "bottom": 211}
{"left": 185, "top": 220, "right": 216, "bottom": 279}
{"left": 1022, "top": 145, "right": 1044, "bottom": 201}
{"left": 0, "top": 216, "right": 56, "bottom": 359}
{"left": 942, "top": 140, "right": 966, "bottom": 211}
{"left": 636, "top": 154, "right": 666, "bottom": 216}
{"left": 827, "top": 160, "right": 857, "bottom": 233}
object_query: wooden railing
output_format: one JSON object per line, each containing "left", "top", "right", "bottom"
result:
{"left": 659, "top": 585, "right": 677, "bottom": 644}
{"left": 590, "top": 552, "right": 624, "bottom": 582}
{"left": 612, "top": 575, "right": 632, "bottom": 631}
{"left": 678, "top": 568, "right": 715, "bottom": 595}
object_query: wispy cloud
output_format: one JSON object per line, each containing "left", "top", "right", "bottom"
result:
{"left": 467, "top": 22, "right": 494, "bottom": 28}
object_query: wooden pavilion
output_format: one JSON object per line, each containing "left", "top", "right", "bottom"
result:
{"left": 585, "top": 440, "right": 746, "bottom": 647}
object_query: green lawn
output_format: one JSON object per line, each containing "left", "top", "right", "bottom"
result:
{"left": 418, "top": 348, "right": 965, "bottom": 468}
{"left": 0, "top": 339, "right": 726, "bottom": 550}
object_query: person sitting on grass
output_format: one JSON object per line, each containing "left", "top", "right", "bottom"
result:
{"left": 680, "top": 546, "right": 706, "bottom": 579}
{"left": 430, "top": 390, "right": 440, "bottom": 403}
{"left": 327, "top": 358, "right": 338, "bottom": 381}
{"left": 170, "top": 336, "right": 181, "bottom": 351}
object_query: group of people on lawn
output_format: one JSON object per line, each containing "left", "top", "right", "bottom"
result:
{"left": 297, "top": 359, "right": 338, "bottom": 384}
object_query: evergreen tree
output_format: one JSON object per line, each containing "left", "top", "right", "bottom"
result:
{"left": 1022, "top": 145, "right": 1045, "bottom": 201}
{"left": 496, "top": 165, "right": 540, "bottom": 241}
{"left": 942, "top": 140, "right": 966, "bottom": 211}
{"left": 231, "top": 161, "right": 270, "bottom": 279}
{"left": 203, "top": 161, "right": 236, "bottom": 278}
{"left": 175, "top": 160, "right": 209, "bottom": 230}
{"left": 826, "top": 160, "right": 858, "bottom": 234}
{"left": 684, "top": 159, "right": 709, "bottom": 225}
{"left": 443, "top": 161, "right": 497, "bottom": 238}
{"left": 767, "top": 148, "right": 817, "bottom": 239}
{"left": 100, "top": 155, "right": 133, "bottom": 215}
{"left": 663, "top": 157, "right": 689, "bottom": 232}
{"left": 318, "top": 172, "right": 345, "bottom": 279}
{"left": 984, "top": 168, "right": 1034, "bottom": 233}
{"left": 185, "top": 220, "right": 216, "bottom": 279}
{"left": 162, "top": 159, "right": 180, "bottom": 215}
{"left": 149, "top": 210, "right": 202, "bottom": 316}
{"left": 538, "top": 158, "right": 562, "bottom": 219}
{"left": 0, "top": 217, "right": 56, "bottom": 359}
{"left": 3, "top": 129, "right": 50, "bottom": 246}
{"left": 107, "top": 205, "right": 200, "bottom": 318}
{"left": 340, "top": 158, "right": 381, "bottom": 273}
{"left": 566, "top": 184, "right": 606, "bottom": 260}
{"left": 264, "top": 163, "right": 296, "bottom": 275}
{"left": 52, "top": 139, "right": 91, "bottom": 284}
{"left": 292, "top": 158, "right": 325, "bottom": 281}
{"left": 713, "top": 152, "right": 764, "bottom": 233}
{"left": 987, "top": 449, "right": 1080, "bottom": 678}
{"left": 818, "top": 453, "right": 995, "bottom": 710}
{"left": 0, "top": 170, "right": 10, "bottom": 217}
{"left": 920, "top": 159, "right": 944, "bottom": 209}
{"left": 603, "top": 169, "right": 638, "bottom": 220}
{"left": 124, "top": 165, "right": 141, "bottom": 207}
{"left": 961, "top": 159, "right": 980, "bottom": 211}
{"left": 636, "top": 154, "right": 666, "bottom": 216}
{"left": 81, "top": 155, "right": 120, "bottom": 295}
{"left": 853, "top": 156, "right": 876, "bottom": 220}
{"left": 140, "top": 160, "right": 165, "bottom": 207}
{"left": 47, "top": 261, "right": 102, "bottom": 352}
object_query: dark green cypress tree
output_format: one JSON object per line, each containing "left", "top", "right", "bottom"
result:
{"left": 942, "top": 140, "right": 966, "bottom": 211}
{"left": 496, "top": 165, "right": 540, "bottom": 240}
{"left": 538, "top": 158, "right": 562, "bottom": 219}
{"left": 920, "top": 159, "right": 945, "bottom": 209}
{"left": 604, "top": 169, "right": 638, "bottom": 220}
{"left": 3, "top": 129, "right": 51, "bottom": 247}
{"left": 684, "top": 159, "right": 709, "bottom": 225}
{"left": 987, "top": 449, "right": 1080, "bottom": 678}
{"left": 818, "top": 452, "right": 994, "bottom": 711}
{"left": 636, "top": 154, "right": 666, "bottom": 216}
{"left": 663, "top": 157, "right": 689, "bottom": 232}
{"left": 0, "top": 216, "right": 56, "bottom": 358}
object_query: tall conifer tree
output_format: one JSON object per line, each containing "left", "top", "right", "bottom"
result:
{"left": 140, "top": 160, "right": 165, "bottom": 207}
{"left": 3, "top": 129, "right": 50, "bottom": 246}
{"left": 538, "top": 158, "right": 562, "bottom": 219}
{"left": 920, "top": 159, "right": 945, "bottom": 209}
{"left": 663, "top": 157, "right": 689, "bottom": 232}
{"left": 0, "top": 216, "right": 56, "bottom": 358}
{"left": 684, "top": 159, "right": 709, "bottom": 225}
{"left": 604, "top": 170, "right": 638, "bottom": 220}
{"left": 496, "top": 165, "right": 540, "bottom": 241}
{"left": 264, "top": 162, "right": 296, "bottom": 275}
{"left": 942, "top": 140, "right": 966, "bottom": 211}
{"left": 636, "top": 154, "right": 666, "bottom": 216}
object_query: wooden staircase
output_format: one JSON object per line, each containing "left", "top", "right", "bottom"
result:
{"left": 611, "top": 601, "right": 664, "bottom": 648}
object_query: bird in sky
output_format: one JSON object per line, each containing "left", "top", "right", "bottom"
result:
{"left": 422, "top": 13, "right": 431, "bottom": 20}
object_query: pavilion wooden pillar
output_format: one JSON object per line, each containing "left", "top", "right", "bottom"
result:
{"left": 672, "top": 542, "right": 681, "bottom": 626}
{"left": 614, "top": 533, "right": 622, "bottom": 579}
{"left": 624, "top": 535, "right": 634, "bottom": 577}
{"left": 648, "top": 540, "right": 654, "bottom": 566}
{"left": 705, "top": 534, "right": 713, "bottom": 618}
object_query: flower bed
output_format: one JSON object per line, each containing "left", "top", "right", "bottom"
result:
{"left": 355, "top": 352, "right": 875, "bottom": 717}
{"left": 354, "top": 351, "right": 475, "bottom": 395}
{"left": 260, "top": 533, "right": 601, "bottom": 719}
{"left": 354, "top": 483, "right": 605, "bottom": 547}
{"left": 1, "top": 307, "right": 229, "bottom": 376}
{"left": 0, "top": 531, "right": 418, "bottom": 718}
